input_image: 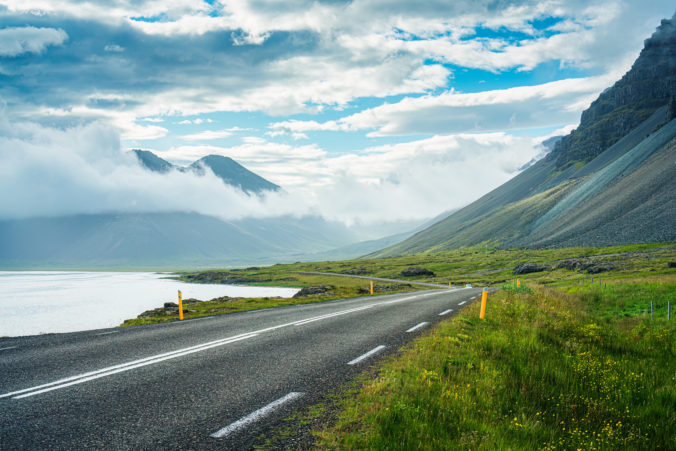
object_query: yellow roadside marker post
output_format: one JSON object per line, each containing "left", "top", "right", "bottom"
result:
{"left": 516, "top": 278, "right": 520, "bottom": 288}
{"left": 370, "top": 281, "right": 374, "bottom": 295}
{"left": 178, "top": 290, "right": 184, "bottom": 321}
{"left": 480, "top": 288, "right": 488, "bottom": 319}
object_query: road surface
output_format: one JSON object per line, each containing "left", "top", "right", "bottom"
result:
{"left": 0, "top": 287, "right": 486, "bottom": 449}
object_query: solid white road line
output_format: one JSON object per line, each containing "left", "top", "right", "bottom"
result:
{"left": 293, "top": 305, "right": 374, "bottom": 326}
{"left": 95, "top": 331, "right": 118, "bottom": 336}
{"left": 3, "top": 289, "right": 448, "bottom": 399}
{"left": 458, "top": 301, "right": 467, "bottom": 305}
{"left": 406, "top": 322, "right": 428, "bottom": 333}
{"left": 210, "top": 392, "right": 304, "bottom": 438}
{"left": 348, "top": 345, "right": 386, "bottom": 365}
{"left": 438, "top": 309, "right": 453, "bottom": 316}
{"left": 0, "top": 346, "right": 17, "bottom": 351}
{"left": 1, "top": 333, "right": 258, "bottom": 399}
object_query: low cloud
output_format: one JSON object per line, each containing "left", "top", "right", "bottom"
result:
{"left": 0, "top": 26, "right": 68, "bottom": 56}
{"left": 0, "top": 117, "right": 544, "bottom": 225}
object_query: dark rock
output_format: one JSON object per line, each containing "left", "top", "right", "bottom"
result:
{"left": 513, "top": 263, "right": 549, "bottom": 275}
{"left": 292, "top": 285, "right": 335, "bottom": 298}
{"left": 180, "top": 271, "right": 256, "bottom": 284}
{"left": 358, "top": 283, "right": 412, "bottom": 294}
{"left": 556, "top": 259, "right": 616, "bottom": 273}
{"left": 400, "top": 267, "right": 435, "bottom": 277}
{"left": 586, "top": 264, "right": 616, "bottom": 274}
{"left": 137, "top": 299, "right": 202, "bottom": 318}
{"left": 342, "top": 268, "right": 368, "bottom": 275}
{"left": 668, "top": 262, "right": 676, "bottom": 268}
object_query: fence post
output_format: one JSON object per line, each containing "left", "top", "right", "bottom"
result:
{"left": 669, "top": 302, "right": 671, "bottom": 321}
{"left": 480, "top": 288, "right": 488, "bottom": 319}
{"left": 178, "top": 290, "right": 184, "bottom": 321}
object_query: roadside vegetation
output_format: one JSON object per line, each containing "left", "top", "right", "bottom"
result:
{"left": 121, "top": 243, "right": 674, "bottom": 326}
{"left": 315, "top": 277, "right": 675, "bottom": 449}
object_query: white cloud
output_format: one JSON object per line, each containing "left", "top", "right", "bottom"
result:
{"left": 104, "top": 44, "right": 124, "bottom": 52}
{"left": 148, "top": 132, "right": 544, "bottom": 223}
{"left": 0, "top": 26, "right": 67, "bottom": 56}
{"left": 0, "top": 118, "right": 303, "bottom": 221}
{"left": 180, "top": 129, "right": 233, "bottom": 140}
{"left": 177, "top": 118, "right": 213, "bottom": 125}
{"left": 270, "top": 73, "right": 618, "bottom": 137}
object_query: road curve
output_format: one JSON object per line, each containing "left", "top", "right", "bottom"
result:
{"left": 0, "top": 287, "right": 485, "bottom": 449}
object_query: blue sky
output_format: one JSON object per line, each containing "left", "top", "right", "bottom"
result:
{"left": 1, "top": 1, "right": 674, "bottom": 225}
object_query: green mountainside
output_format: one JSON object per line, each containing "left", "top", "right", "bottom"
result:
{"left": 373, "top": 15, "right": 676, "bottom": 257}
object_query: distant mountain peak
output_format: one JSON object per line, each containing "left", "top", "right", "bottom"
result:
{"left": 129, "top": 150, "right": 280, "bottom": 194}
{"left": 189, "top": 154, "right": 280, "bottom": 194}
{"left": 130, "top": 149, "right": 174, "bottom": 173}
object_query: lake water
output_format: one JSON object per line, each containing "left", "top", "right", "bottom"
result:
{"left": 0, "top": 271, "right": 300, "bottom": 337}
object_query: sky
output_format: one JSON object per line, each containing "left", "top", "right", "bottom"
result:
{"left": 1, "top": 0, "right": 674, "bottom": 227}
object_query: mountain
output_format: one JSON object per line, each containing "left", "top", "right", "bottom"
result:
{"left": 0, "top": 213, "right": 360, "bottom": 269}
{"left": 130, "top": 150, "right": 279, "bottom": 194}
{"left": 189, "top": 155, "right": 280, "bottom": 194}
{"left": 131, "top": 149, "right": 174, "bottom": 173}
{"left": 372, "top": 15, "right": 676, "bottom": 257}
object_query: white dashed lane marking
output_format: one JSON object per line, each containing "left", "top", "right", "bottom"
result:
{"left": 210, "top": 392, "right": 304, "bottom": 439}
{"left": 347, "top": 345, "right": 386, "bottom": 365}
{"left": 406, "top": 322, "right": 428, "bottom": 333}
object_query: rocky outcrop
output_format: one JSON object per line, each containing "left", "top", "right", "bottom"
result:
{"left": 137, "top": 298, "right": 202, "bottom": 318}
{"left": 341, "top": 268, "right": 368, "bottom": 275}
{"left": 357, "top": 283, "right": 413, "bottom": 294}
{"left": 551, "top": 13, "right": 676, "bottom": 170}
{"left": 556, "top": 259, "right": 616, "bottom": 274}
{"left": 292, "top": 285, "right": 335, "bottom": 297}
{"left": 181, "top": 271, "right": 256, "bottom": 284}
{"left": 513, "top": 263, "right": 549, "bottom": 275}
{"left": 401, "top": 267, "right": 435, "bottom": 277}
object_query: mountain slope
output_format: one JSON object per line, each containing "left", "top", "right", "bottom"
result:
{"left": 0, "top": 213, "right": 359, "bottom": 269}
{"left": 372, "top": 14, "right": 676, "bottom": 257}
{"left": 131, "top": 149, "right": 174, "bottom": 173}
{"left": 189, "top": 155, "right": 280, "bottom": 194}
{"left": 552, "top": 15, "right": 676, "bottom": 170}
{"left": 130, "top": 150, "right": 280, "bottom": 194}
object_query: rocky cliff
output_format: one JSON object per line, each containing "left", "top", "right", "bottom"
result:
{"left": 552, "top": 13, "right": 676, "bottom": 170}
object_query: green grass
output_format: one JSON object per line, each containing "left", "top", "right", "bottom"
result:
{"left": 120, "top": 243, "right": 675, "bottom": 326}
{"left": 315, "top": 278, "right": 676, "bottom": 449}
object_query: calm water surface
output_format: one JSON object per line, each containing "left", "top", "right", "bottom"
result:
{"left": 0, "top": 271, "right": 299, "bottom": 337}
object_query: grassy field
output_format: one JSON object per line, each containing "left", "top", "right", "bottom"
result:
{"left": 118, "top": 243, "right": 675, "bottom": 448}
{"left": 315, "top": 277, "right": 675, "bottom": 449}
{"left": 121, "top": 243, "right": 674, "bottom": 326}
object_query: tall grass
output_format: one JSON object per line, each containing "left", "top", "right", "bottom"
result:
{"left": 316, "top": 281, "right": 676, "bottom": 449}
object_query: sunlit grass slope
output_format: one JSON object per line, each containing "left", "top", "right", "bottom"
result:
{"left": 316, "top": 278, "right": 675, "bottom": 449}
{"left": 121, "top": 243, "right": 674, "bottom": 326}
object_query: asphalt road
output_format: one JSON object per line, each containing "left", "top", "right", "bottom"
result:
{"left": 0, "top": 287, "right": 486, "bottom": 449}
